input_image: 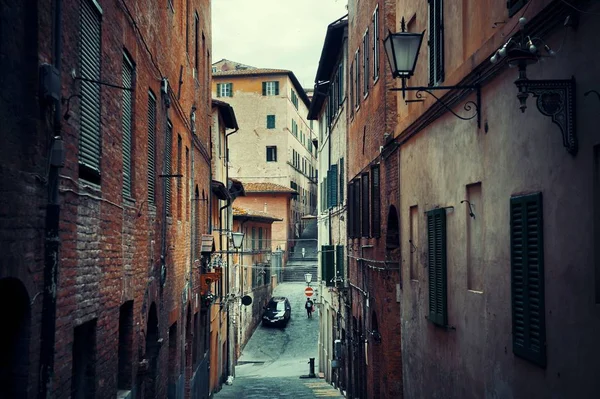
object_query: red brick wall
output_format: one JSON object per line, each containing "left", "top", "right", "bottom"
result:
{"left": 346, "top": 0, "right": 402, "bottom": 398}
{"left": 0, "top": 0, "right": 214, "bottom": 397}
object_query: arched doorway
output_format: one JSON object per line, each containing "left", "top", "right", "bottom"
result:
{"left": 144, "top": 303, "right": 159, "bottom": 398}
{"left": 0, "top": 278, "right": 31, "bottom": 398}
{"left": 386, "top": 205, "right": 400, "bottom": 249}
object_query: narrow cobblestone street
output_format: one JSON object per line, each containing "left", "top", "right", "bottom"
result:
{"left": 213, "top": 282, "right": 343, "bottom": 398}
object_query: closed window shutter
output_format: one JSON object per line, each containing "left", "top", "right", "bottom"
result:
{"left": 371, "top": 165, "right": 381, "bottom": 237}
{"left": 511, "top": 193, "right": 546, "bottom": 367}
{"left": 361, "top": 173, "right": 370, "bottom": 237}
{"left": 259, "top": 228, "right": 263, "bottom": 250}
{"left": 348, "top": 182, "right": 354, "bottom": 238}
{"left": 336, "top": 245, "right": 344, "bottom": 281}
{"left": 275, "top": 81, "right": 279, "bottom": 95}
{"left": 79, "top": 0, "right": 102, "bottom": 176}
{"left": 262, "top": 82, "right": 266, "bottom": 96}
{"left": 507, "top": 0, "right": 528, "bottom": 17}
{"left": 427, "top": 208, "right": 447, "bottom": 326}
{"left": 147, "top": 92, "right": 157, "bottom": 205}
{"left": 428, "top": 0, "right": 444, "bottom": 85}
{"left": 322, "top": 245, "right": 335, "bottom": 286}
{"left": 165, "top": 121, "right": 172, "bottom": 214}
{"left": 339, "top": 158, "right": 344, "bottom": 203}
{"left": 216, "top": 83, "right": 221, "bottom": 97}
{"left": 330, "top": 164, "right": 338, "bottom": 207}
{"left": 122, "top": 54, "right": 134, "bottom": 198}
{"left": 355, "top": 178, "right": 361, "bottom": 238}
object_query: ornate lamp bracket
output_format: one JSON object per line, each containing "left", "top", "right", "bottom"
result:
{"left": 514, "top": 75, "right": 577, "bottom": 155}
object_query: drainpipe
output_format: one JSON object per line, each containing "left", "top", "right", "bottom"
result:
{"left": 39, "top": 1, "right": 62, "bottom": 396}
{"left": 160, "top": 105, "right": 171, "bottom": 290}
{"left": 224, "top": 125, "right": 238, "bottom": 378}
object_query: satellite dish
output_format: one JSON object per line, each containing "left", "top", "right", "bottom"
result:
{"left": 241, "top": 295, "right": 252, "bottom": 306}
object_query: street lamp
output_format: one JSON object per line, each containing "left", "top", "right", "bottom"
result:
{"left": 231, "top": 232, "right": 244, "bottom": 249}
{"left": 383, "top": 17, "right": 481, "bottom": 128}
{"left": 304, "top": 273, "right": 312, "bottom": 286}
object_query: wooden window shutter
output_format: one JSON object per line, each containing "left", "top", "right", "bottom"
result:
{"left": 147, "top": 92, "right": 157, "bottom": 205}
{"left": 348, "top": 182, "right": 354, "bottom": 238}
{"left": 511, "top": 193, "right": 546, "bottom": 367}
{"left": 355, "top": 178, "right": 361, "bottom": 238}
{"left": 428, "top": 0, "right": 445, "bottom": 85}
{"left": 262, "top": 82, "right": 266, "bottom": 96}
{"left": 339, "top": 158, "right": 345, "bottom": 203}
{"left": 361, "top": 173, "right": 370, "bottom": 237}
{"left": 322, "top": 245, "right": 335, "bottom": 286}
{"left": 336, "top": 245, "right": 344, "bottom": 281}
{"left": 427, "top": 208, "right": 447, "bottom": 326}
{"left": 79, "top": 0, "right": 102, "bottom": 177}
{"left": 216, "top": 83, "right": 221, "bottom": 97}
{"left": 329, "top": 164, "right": 338, "bottom": 207}
{"left": 371, "top": 165, "right": 381, "bottom": 237}
{"left": 122, "top": 54, "right": 134, "bottom": 198}
{"left": 507, "top": 0, "right": 528, "bottom": 17}
{"left": 275, "top": 81, "right": 279, "bottom": 95}
{"left": 165, "top": 121, "right": 173, "bottom": 214}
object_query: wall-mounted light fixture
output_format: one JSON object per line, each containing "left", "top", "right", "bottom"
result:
{"left": 490, "top": 17, "right": 577, "bottom": 155}
{"left": 383, "top": 17, "right": 481, "bottom": 128}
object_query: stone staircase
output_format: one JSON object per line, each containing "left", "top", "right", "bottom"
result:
{"left": 283, "top": 220, "right": 318, "bottom": 283}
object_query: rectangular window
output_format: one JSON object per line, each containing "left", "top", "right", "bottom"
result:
{"left": 373, "top": 6, "right": 380, "bottom": 81}
{"left": 259, "top": 228, "right": 263, "bottom": 250}
{"left": 355, "top": 50, "right": 360, "bottom": 108}
{"left": 354, "top": 179, "right": 361, "bottom": 238}
{"left": 427, "top": 208, "right": 448, "bottom": 327}
{"left": 322, "top": 245, "right": 335, "bottom": 286}
{"left": 252, "top": 227, "right": 256, "bottom": 250}
{"left": 361, "top": 173, "right": 370, "bottom": 237}
{"left": 371, "top": 165, "right": 381, "bottom": 237}
{"left": 72, "top": 319, "right": 97, "bottom": 398}
{"left": 262, "top": 81, "right": 279, "bottom": 96}
{"left": 122, "top": 53, "right": 134, "bottom": 198}
{"left": 216, "top": 82, "right": 232, "bottom": 97}
{"left": 147, "top": 92, "right": 157, "bottom": 205}
{"left": 165, "top": 121, "right": 172, "bottom": 215}
{"left": 348, "top": 182, "right": 354, "bottom": 238}
{"left": 429, "top": 0, "right": 445, "bottom": 85}
{"left": 508, "top": 0, "right": 528, "bottom": 17}
{"left": 267, "top": 115, "right": 276, "bottom": 129}
{"left": 79, "top": 0, "right": 102, "bottom": 182}
{"left": 511, "top": 192, "right": 546, "bottom": 367}
{"left": 177, "top": 134, "right": 182, "bottom": 220}
{"left": 363, "top": 30, "right": 369, "bottom": 97}
{"left": 186, "top": 147, "right": 190, "bottom": 218}
{"left": 339, "top": 158, "right": 344, "bottom": 203}
{"left": 336, "top": 245, "right": 344, "bottom": 282}
{"left": 349, "top": 61, "right": 354, "bottom": 116}
{"left": 338, "top": 62, "right": 344, "bottom": 106}
{"left": 266, "top": 146, "right": 277, "bottom": 162}
{"left": 194, "top": 13, "right": 199, "bottom": 72}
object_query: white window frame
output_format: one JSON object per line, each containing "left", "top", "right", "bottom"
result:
{"left": 265, "top": 81, "right": 278, "bottom": 96}
{"left": 363, "top": 29, "right": 369, "bottom": 99}
{"left": 373, "top": 5, "right": 380, "bottom": 82}
{"left": 218, "top": 82, "right": 232, "bottom": 97}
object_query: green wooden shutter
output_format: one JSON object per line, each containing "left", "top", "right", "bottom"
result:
{"left": 511, "top": 193, "right": 546, "bottom": 367}
{"left": 427, "top": 208, "right": 447, "bottom": 326}
{"left": 147, "top": 92, "right": 157, "bottom": 205}
{"left": 330, "top": 164, "right": 338, "bottom": 207}
{"left": 262, "top": 82, "right": 266, "bottom": 96}
{"left": 322, "top": 245, "right": 335, "bottom": 286}
{"left": 275, "top": 81, "right": 279, "bottom": 95}
{"left": 348, "top": 182, "right": 354, "bottom": 238}
{"left": 122, "top": 54, "right": 134, "bottom": 198}
{"left": 216, "top": 83, "right": 222, "bottom": 97}
{"left": 339, "top": 158, "right": 345, "bottom": 203}
{"left": 361, "top": 173, "right": 370, "bottom": 237}
{"left": 259, "top": 228, "right": 263, "bottom": 250}
{"left": 165, "top": 121, "right": 172, "bottom": 214}
{"left": 79, "top": 0, "right": 102, "bottom": 176}
{"left": 371, "top": 165, "right": 381, "bottom": 237}
{"left": 336, "top": 245, "right": 344, "bottom": 282}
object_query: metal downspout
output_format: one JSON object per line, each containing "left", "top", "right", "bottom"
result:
{"left": 39, "top": 0, "right": 62, "bottom": 396}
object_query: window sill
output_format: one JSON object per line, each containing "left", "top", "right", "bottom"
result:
{"left": 425, "top": 316, "right": 456, "bottom": 331}
{"left": 373, "top": 76, "right": 379, "bottom": 85}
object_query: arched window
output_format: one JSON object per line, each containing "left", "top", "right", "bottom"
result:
{"left": 386, "top": 205, "right": 400, "bottom": 249}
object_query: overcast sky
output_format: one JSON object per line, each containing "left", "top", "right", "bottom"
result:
{"left": 212, "top": 0, "right": 349, "bottom": 89}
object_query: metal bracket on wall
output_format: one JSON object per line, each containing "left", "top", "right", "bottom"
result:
{"left": 585, "top": 90, "right": 600, "bottom": 104}
{"left": 514, "top": 77, "right": 577, "bottom": 156}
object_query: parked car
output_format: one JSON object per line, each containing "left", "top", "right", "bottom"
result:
{"left": 262, "top": 296, "right": 291, "bottom": 327}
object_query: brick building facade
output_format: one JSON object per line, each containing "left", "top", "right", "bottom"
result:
{"left": 0, "top": 0, "right": 216, "bottom": 398}
{"left": 345, "top": 0, "right": 402, "bottom": 398}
